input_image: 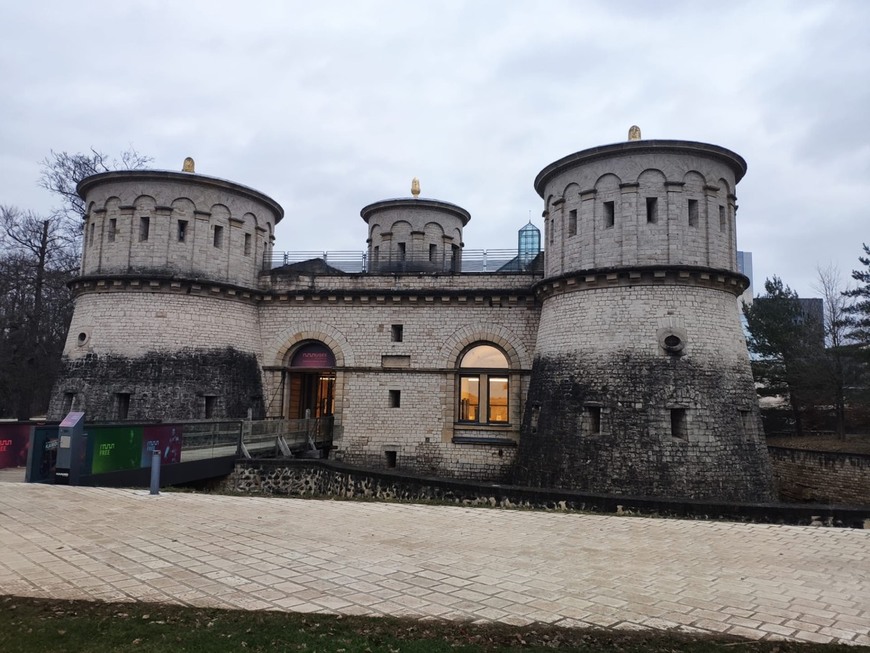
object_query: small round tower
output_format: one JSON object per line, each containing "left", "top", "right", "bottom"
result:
{"left": 48, "top": 163, "right": 283, "bottom": 421}
{"left": 361, "top": 179, "right": 470, "bottom": 273}
{"left": 513, "top": 134, "right": 776, "bottom": 501}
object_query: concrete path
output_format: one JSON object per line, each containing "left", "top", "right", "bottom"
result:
{"left": 0, "top": 482, "right": 867, "bottom": 646}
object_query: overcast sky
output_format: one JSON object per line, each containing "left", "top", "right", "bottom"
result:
{"left": 2, "top": 0, "right": 868, "bottom": 298}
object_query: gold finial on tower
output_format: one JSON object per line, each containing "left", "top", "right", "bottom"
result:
{"left": 628, "top": 125, "right": 642, "bottom": 141}
{"left": 411, "top": 177, "right": 421, "bottom": 198}
{"left": 182, "top": 157, "right": 195, "bottom": 173}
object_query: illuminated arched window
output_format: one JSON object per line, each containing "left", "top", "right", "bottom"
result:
{"left": 458, "top": 344, "right": 509, "bottom": 424}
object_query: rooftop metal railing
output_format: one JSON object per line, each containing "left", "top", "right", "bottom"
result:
{"left": 264, "top": 249, "right": 543, "bottom": 274}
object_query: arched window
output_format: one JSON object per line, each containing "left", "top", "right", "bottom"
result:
{"left": 458, "top": 344, "right": 509, "bottom": 424}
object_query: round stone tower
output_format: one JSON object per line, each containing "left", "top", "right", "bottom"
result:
{"left": 48, "top": 164, "right": 283, "bottom": 422}
{"left": 513, "top": 136, "right": 776, "bottom": 501}
{"left": 361, "top": 181, "right": 469, "bottom": 273}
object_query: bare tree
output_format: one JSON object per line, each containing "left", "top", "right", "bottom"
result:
{"left": 814, "top": 263, "right": 851, "bottom": 439}
{"left": 38, "top": 147, "right": 153, "bottom": 226}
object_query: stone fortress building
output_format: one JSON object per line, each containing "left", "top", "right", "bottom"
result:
{"left": 49, "top": 130, "right": 776, "bottom": 501}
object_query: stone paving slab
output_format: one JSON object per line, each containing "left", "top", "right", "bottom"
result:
{"left": 0, "top": 483, "right": 868, "bottom": 646}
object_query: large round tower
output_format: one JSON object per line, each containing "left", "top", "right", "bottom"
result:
{"left": 48, "top": 164, "right": 283, "bottom": 422}
{"left": 513, "top": 134, "right": 776, "bottom": 501}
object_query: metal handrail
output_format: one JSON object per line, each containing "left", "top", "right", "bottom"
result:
{"left": 263, "top": 249, "right": 543, "bottom": 274}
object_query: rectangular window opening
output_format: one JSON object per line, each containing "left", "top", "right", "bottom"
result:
{"left": 568, "top": 209, "right": 577, "bottom": 236}
{"left": 244, "top": 232, "right": 252, "bottom": 256}
{"left": 89, "top": 222, "right": 95, "bottom": 246}
{"left": 688, "top": 199, "right": 699, "bottom": 227}
{"left": 586, "top": 406, "right": 602, "bottom": 434}
{"left": 646, "top": 197, "right": 658, "bottom": 224}
{"left": 385, "top": 450, "right": 397, "bottom": 468}
{"left": 116, "top": 393, "right": 131, "bottom": 420}
{"left": 390, "top": 324, "right": 403, "bottom": 342}
{"left": 738, "top": 409, "right": 753, "bottom": 436}
{"left": 108, "top": 218, "right": 117, "bottom": 243}
{"left": 213, "top": 225, "right": 224, "bottom": 248}
{"left": 671, "top": 408, "right": 688, "bottom": 440}
{"left": 428, "top": 243, "right": 437, "bottom": 262}
{"left": 177, "top": 219, "right": 188, "bottom": 243}
{"left": 204, "top": 395, "right": 217, "bottom": 419}
{"left": 63, "top": 392, "right": 76, "bottom": 414}
{"left": 604, "top": 201, "right": 615, "bottom": 228}
{"left": 397, "top": 242, "right": 406, "bottom": 261}
{"left": 459, "top": 376, "right": 480, "bottom": 422}
{"left": 719, "top": 205, "right": 726, "bottom": 232}
{"left": 488, "top": 377, "right": 509, "bottom": 423}
{"left": 389, "top": 389, "right": 401, "bottom": 408}
{"left": 139, "top": 216, "right": 150, "bottom": 242}
{"left": 549, "top": 218, "right": 554, "bottom": 243}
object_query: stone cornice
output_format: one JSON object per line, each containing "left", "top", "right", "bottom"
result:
{"left": 69, "top": 273, "right": 541, "bottom": 307}
{"left": 534, "top": 265, "right": 750, "bottom": 299}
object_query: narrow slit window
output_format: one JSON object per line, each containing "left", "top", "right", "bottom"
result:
{"left": 89, "top": 222, "right": 95, "bottom": 246}
{"left": 139, "top": 216, "right": 150, "bottom": 242}
{"left": 586, "top": 406, "right": 601, "bottom": 434}
{"left": 568, "top": 209, "right": 577, "bottom": 236}
{"left": 244, "top": 233, "right": 252, "bottom": 256}
{"left": 213, "top": 225, "right": 223, "bottom": 248}
{"left": 108, "top": 218, "right": 117, "bottom": 243}
{"left": 604, "top": 201, "right": 615, "bottom": 228}
{"left": 389, "top": 389, "right": 401, "bottom": 408}
{"left": 397, "top": 242, "right": 406, "bottom": 261}
{"left": 177, "top": 220, "right": 188, "bottom": 242}
{"left": 116, "top": 393, "right": 131, "bottom": 420}
{"left": 204, "top": 395, "right": 217, "bottom": 419}
{"left": 390, "top": 324, "right": 403, "bottom": 342}
{"left": 719, "top": 205, "right": 726, "bottom": 232}
{"left": 671, "top": 408, "right": 687, "bottom": 440}
{"left": 646, "top": 197, "right": 658, "bottom": 224}
{"left": 688, "top": 200, "right": 699, "bottom": 227}
{"left": 428, "top": 243, "right": 437, "bottom": 262}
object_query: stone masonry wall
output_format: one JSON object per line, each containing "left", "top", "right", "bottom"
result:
{"left": 258, "top": 297, "right": 539, "bottom": 479}
{"left": 541, "top": 147, "right": 739, "bottom": 277}
{"left": 516, "top": 283, "right": 776, "bottom": 501}
{"left": 62, "top": 292, "right": 262, "bottom": 361}
{"left": 80, "top": 172, "right": 280, "bottom": 288}
{"left": 768, "top": 447, "right": 870, "bottom": 505}
{"left": 48, "top": 347, "right": 264, "bottom": 421}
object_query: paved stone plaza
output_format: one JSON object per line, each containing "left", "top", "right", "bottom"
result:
{"left": 0, "top": 480, "right": 867, "bottom": 646}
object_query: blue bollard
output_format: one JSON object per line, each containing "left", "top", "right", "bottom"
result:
{"left": 150, "top": 450, "right": 161, "bottom": 495}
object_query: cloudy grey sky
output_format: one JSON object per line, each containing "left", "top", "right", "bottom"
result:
{"left": 2, "top": 0, "right": 868, "bottom": 297}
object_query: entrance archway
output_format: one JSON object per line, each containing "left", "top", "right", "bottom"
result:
{"left": 286, "top": 342, "right": 336, "bottom": 419}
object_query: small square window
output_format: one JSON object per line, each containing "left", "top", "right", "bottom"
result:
{"left": 244, "top": 233, "right": 252, "bottom": 256}
{"left": 391, "top": 324, "right": 403, "bottom": 342}
{"left": 688, "top": 200, "right": 699, "bottom": 227}
{"left": 139, "top": 217, "right": 150, "bottom": 242}
{"left": 568, "top": 209, "right": 577, "bottom": 236}
{"left": 213, "top": 225, "right": 224, "bottom": 248}
{"left": 604, "top": 201, "right": 615, "bottom": 228}
{"left": 389, "top": 390, "right": 401, "bottom": 408}
{"left": 177, "top": 220, "right": 188, "bottom": 243}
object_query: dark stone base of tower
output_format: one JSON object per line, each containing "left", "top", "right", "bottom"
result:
{"left": 513, "top": 353, "right": 777, "bottom": 502}
{"left": 49, "top": 347, "right": 264, "bottom": 422}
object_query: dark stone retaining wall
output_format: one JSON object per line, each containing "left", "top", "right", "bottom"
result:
{"left": 767, "top": 446, "right": 870, "bottom": 505}
{"left": 221, "top": 458, "right": 870, "bottom": 528}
